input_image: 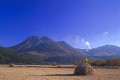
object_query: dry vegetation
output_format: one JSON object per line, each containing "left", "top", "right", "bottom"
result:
{"left": 0, "top": 65, "right": 120, "bottom": 80}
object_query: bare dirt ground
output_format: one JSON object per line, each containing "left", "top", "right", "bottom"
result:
{"left": 0, "top": 66, "right": 120, "bottom": 80}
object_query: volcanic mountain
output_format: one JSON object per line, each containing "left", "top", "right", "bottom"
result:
{"left": 10, "top": 36, "right": 86, "bottom": 64}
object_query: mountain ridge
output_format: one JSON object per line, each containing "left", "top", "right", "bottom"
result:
{"left": 10, "top": 36, "right": 43, "bottom": 50}
{"left": 82, "top": 45, "right": 120, "bottom": 59}
{"left": 57, "top": 41, "right": 87, "bottom": 55}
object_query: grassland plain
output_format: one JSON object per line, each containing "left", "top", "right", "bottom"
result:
{"left": 0, "top": 65, "right": 120, "bottom": 80}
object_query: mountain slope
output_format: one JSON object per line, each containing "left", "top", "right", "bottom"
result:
{"left": 57, "top": 41, "right": 86, "bottom": 55}
{"left": 41, "top": 36, "right": 56, "bottom": 43}
{"left": 10, "top": 36, "right": 86, "bottom": 64}
{"left": 10, "top": 36, "right": 43, "bottom": 50}
{"left": 0, "top": 46, "right": 41, "bottom": 64}
{"left": 86, "top": 45, "right": 120, "bottom": 59}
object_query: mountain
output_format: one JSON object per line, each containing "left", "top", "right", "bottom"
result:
{"left": 41, "top": 36, "right": 56, "bottom": 43}
{"left": 85, "top": 45, "right": 120, "bottom": 59}
{"left": 77, "top": 48, "right": 88, "bottom": 53}
{"left": 10, "top": 36, "right": 86, "bottom": 64}
{"left": 0, "top": 46, "right": 42, "bottom": 64}
{"left": 57, "top": 41, "right": 86, "bottom": 55}
{"left": 11, "top": 36, "right": 43, "bottom": 50}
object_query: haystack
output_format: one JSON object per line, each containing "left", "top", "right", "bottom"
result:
{"left": 9, "top": 63, "right": 15, "bottom": 67}
{"left": 74, "top": 58, "right": 95, "bottom": 75}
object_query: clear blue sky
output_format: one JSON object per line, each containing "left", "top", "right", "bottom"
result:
{"left": 0, "top": 0, "right": 120, "bottom": 49}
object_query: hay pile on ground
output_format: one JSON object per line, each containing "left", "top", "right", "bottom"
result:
{"left": 74, "top": 63, "right": 95, "bottom": 75}
{"left": 9, "top": 63, "right": 15, "bottom": 67}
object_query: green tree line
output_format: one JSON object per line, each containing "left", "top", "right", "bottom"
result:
{"left": 74, "top": 57, "right": 120, "bottom": 66}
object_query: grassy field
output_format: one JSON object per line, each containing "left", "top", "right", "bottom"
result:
{"left": 0, "top": 65, "right": 120, "bottom": 80}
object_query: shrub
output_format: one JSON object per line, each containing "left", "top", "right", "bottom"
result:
{"left": 51, "top": 62, "right": 57, "bottom": 66}
{"left": 9, "top": 63, "right": 15, "bottom": 67}
{"left": 57, "top": 65, "right": 63, "bottom": 68}
{"left": 73, "top": 61, "right": 78, "bottom": 65}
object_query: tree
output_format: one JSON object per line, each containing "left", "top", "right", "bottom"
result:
{"left": 94, "top": 60, "right": 105, "bottom": 66}
{"left": 78, "top": 60, "right": 83, "bottom": 65}
{"left": 73, "top": 61, "right": 78, "bottom": 65}
{"left": 88, "top": 60, "right": 94, "bottom": 65}
{"left": 113, "top": 57, "right": 120, "bottom": 66}
{"left": 105, "top": 58, "right": 114, "bottom": 66}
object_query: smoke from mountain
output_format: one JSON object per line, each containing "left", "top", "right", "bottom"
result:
{"left": 85, "top": 41, "right": 91, "bottom": 51}
{"left": 81, "top": 39, "right": 91, "bottom": 51}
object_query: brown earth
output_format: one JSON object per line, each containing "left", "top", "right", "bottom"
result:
{"left": 0, "top": 65, "right": 120, "bottom": 80}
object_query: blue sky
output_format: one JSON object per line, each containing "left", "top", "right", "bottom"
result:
{"left": 0, "top": 0, "right": 120, "bottom": 49}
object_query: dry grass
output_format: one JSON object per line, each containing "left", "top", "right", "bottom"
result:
{"left": 1, "top": 64, "right": 76, "bottom": 68}
{"left": 0, "top": 65, "right": 120, "bottom": 80}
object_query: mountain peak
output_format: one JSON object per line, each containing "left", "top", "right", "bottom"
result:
{"left": 10, "top": 36, "right": 43, "bottom": 50}
{"left": 41, "top": 36, "right": 55, "bottom": 43}
{"left": 104, "top": 44, "right": 119, "bottom": 47}
{"left": 27, "top": 36, "right": 40, "bottom": 39}
{"left": 25, "top": 36, "right": 43, "bottom": 43}
{"left": 96, "top": 45, "right": 120, "bottom": 49}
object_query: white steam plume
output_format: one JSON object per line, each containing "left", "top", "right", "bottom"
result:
{"left": 85, "top": 41, "right": 91, "bottom": 51}
{"left": 81, "top": 39, "right": 91, "bottom": 51}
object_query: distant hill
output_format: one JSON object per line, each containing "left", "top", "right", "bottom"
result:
{"left": 10, "top": 36, "right": 86, "bottom": 64}
{"left": 84, "top": 45, "right": 120, "bottom": 59}
{"left": 0, "top": 46, "right": 43, "bottom": 64}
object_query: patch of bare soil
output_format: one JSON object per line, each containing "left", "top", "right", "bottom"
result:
{"left": 0, "top": 66, "right": 120, "bottom": 80}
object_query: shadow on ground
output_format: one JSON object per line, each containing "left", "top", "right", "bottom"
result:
{"left": 41, "top": 74, "right": 84, "bottom": 76}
